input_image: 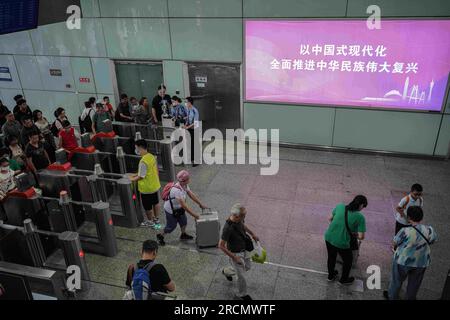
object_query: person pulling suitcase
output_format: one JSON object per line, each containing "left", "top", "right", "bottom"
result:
{"left": 219, "top": 203, "right": 259, "bottom": 301}
{"left": 156, "top": 170, "right": 207, "bottom": 246}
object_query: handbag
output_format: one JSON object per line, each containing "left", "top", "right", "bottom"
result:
{"left": 244, "top": 234, "right": 254, "bottom": 252}
{"left": 232, "top": 222, "right": 254, "bottom": 252}
{"left": 167, "top": 187, "right": 185, "bottom": 218}
{"left": 344, "top": 207, "right": 360, "bottom": 250}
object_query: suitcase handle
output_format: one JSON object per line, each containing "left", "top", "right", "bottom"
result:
{"left": 201, "top": 208, "right": 214, "bottom": 215}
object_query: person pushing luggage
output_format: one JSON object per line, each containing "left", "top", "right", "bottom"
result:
{"left": 156, "top": 170, "right": 207, "bottom": 246}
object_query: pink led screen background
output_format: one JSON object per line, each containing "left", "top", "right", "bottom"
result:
{"left": 245, "top": 20, "right": 450, "bottom": 111}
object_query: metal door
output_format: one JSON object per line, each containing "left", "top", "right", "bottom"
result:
{"left": 187, "top": 63, "right": 240, "bottom": 135}
{"left": 115, "top": 62, "right": 163, "bottom": 99}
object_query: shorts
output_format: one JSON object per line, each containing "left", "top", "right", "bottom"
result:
{"left": 164, "top": 210, "right": 187, "bottom": 234}
{"left": 141, "top": 192, "right": 159, "bottom": 211}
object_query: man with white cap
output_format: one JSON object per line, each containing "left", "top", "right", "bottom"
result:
{"left": 219, "top": 203, "right": 259, "bottom": 300}
{"left": 156, "top": 170, "right": 207, "bottom": 246}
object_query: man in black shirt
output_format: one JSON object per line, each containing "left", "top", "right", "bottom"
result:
{"left": 116, "top": 94, "right": 133, "bottom": 122}
{"left": 13, "top": 99, "right": 33, "bottom": 125}
{"left": 151, "top": 85, "right": 171, "bottom": 123}
{"left": 12, "top": 94, "right": 23, "bottom": 112}
{"left": 25, "top": 131, "right": 50, "bottom": 172}
{"left": 126, "top": 240, "right": 175, "bottom": 296}
{"left": 219, "top": 203, "right": 259, "bottom": 301}
{"left": 19, "top": 115, "right": 40, "bottom": 147}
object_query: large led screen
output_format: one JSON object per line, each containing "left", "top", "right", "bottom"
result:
{"left": 245, "top": 20, "right": 450, "bottom": 112}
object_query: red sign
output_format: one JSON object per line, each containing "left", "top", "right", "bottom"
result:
{"left": 79, "top": 77, "right": 90, "bottom": 83}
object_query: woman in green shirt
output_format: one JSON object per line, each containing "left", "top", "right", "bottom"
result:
{"left": 324, "top": 195, "right": 367, "bottom": 285}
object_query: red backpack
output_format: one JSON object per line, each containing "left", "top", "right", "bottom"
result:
{"left": 161, "top": 182, "right": 182, "bottom": 201}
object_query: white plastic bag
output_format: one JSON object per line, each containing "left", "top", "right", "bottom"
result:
{"left": 251, "top": 241, "right": 267, "bottom": 264}
{"left": 253, "top": 241, "right": 263, "bottom": 256}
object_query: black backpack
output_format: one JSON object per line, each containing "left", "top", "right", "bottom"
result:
{"left": 50, "top": 119, "right": 61, "bottom": 137}
{"left": 79, "top": 109, "right": 93, "bottom": 134}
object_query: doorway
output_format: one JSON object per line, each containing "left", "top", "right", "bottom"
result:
{"left": 187, "top": 63, "right": 241, "bottom": 135}
{"left": 115, "top": 61, "right": 163, "bottom": 99}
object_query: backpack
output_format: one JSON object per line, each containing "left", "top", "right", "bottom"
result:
{"left": 50, "top": 119, "right": 61, "bottom": 137}
{"left": 402, "top": 195, "right": 423, "bottom": 209}
{"left": 124, "top": 262, "right": 155, "bottom": 300}
{"left": 161, "top": 182, "right": 182, "bottom": 201}
{"left": 79, "top": 109, "right": 93, "bottom": 134}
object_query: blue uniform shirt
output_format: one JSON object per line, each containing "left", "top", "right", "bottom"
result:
{"left": 171, "top": 104, "right": 187, "bottom": 119}
{"left": 186, "top": 106, "right": 199, "bottom": 126}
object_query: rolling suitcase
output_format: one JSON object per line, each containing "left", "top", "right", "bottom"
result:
{"left": 196, "top": 209, "right": 220, "bottom": 248}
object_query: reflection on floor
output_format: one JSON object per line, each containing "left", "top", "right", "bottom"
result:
{"left": 81, "top": 147, "right": 450, "bottom": 300}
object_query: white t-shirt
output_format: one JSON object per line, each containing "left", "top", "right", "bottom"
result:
{"left": 0, "top": 168, "right": 16, "bottom": 198}
{"left": 396, "top": 195, "right": 424, "bottom": 225}
{"left": 163, "top": 183, "right": 190, "bottom": 214}
{"left": 80, "top": 108, "right": 95, "bottom": 121}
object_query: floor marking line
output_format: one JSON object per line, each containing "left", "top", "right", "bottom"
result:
{"left": 115, "top": 237, "right": 330, "bottom": 276}
{"left": 264, "top": 262, "right": 328, "bottom": 275}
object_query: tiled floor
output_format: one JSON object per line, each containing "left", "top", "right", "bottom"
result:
{"left": 81, "top": 147, "right": 450, "bottom": 300}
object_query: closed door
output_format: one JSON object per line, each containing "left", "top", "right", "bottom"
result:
{"left": 188, "top": 63, "right": 240, "bottom": 135}
{"left": 115, "top": 62, "right": 163, "bottom": 99}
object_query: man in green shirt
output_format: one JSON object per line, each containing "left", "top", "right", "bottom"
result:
{"left": 92, "top": 103, "right": 112, "bottom": 134}
{"left": 324, "top": 195, "right": 367, "bottom": 285}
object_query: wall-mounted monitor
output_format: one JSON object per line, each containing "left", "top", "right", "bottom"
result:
{"left": 245, "top": 20, "right": 450, "bottom": 112}
{"left": 0, "top": 0, "right": 39, "bottom": 35}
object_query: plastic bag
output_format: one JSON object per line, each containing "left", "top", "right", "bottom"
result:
{"left": 251, "top": 241, "right": 267, "bottom": 264}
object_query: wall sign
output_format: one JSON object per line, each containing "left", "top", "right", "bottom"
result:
{"left": 79, "top": 77, "right": 90, "bottom": 83}
{"left": 195, "top": 76, "right": 207, "bottom": 83}
{"left": 0, "top": 67, "right": 12, "bottom": 81}
{"left": 49, "top": 69, "right": 62, "bottom": 76}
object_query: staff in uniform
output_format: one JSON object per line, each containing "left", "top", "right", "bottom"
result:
{"left": 129, "top": 139, "right": 162, "bottom": 229}
{"left": 184, "top": 97, "right": 200, "bottom": 167}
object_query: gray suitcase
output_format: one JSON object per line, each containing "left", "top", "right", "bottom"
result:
{"left": 196, "top": 209, "right": 220, "bottom": 248}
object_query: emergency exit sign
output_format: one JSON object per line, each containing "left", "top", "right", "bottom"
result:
{"left": 79, "top": 77, "right": 90, "bottom": 83}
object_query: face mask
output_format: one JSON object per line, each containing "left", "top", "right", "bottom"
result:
{"left": 135, "top": 147, "right": 140, "bottom": 156}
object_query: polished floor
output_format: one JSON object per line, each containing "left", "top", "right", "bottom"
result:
{"left": 79, "top": 146, "right": 450, "bottom": 300}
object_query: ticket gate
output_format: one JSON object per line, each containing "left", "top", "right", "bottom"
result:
{"left": 112, "top": 121, "right": 175, "bottom": 141}
{"left": 36, "top": 163, "right": 143, "bottom": 228}
{"left": 2, "top": 175, "right": 118, "bottom": 257}
{"left": 88, "top": 125, "right": 176, "bottom": 182}
{"left": 42, "top": 194, "right": 118, "bottom": 257}
{"left": 0, "top": 219, "right": 90, "bottom": 287}
{"left": 0, "top": 261, "right": 68, "bottom": 300}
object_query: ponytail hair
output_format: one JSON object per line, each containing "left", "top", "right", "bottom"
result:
{"left": 346, "top": 195, "right": 368, "bottom": 212}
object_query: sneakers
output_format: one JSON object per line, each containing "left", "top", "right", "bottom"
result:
{"left": 156, "top": 234, "right": 166, "bottom": 246}
{"left": 140, "top": 220, "right": 155, "bottom": 228}
{"left": 180, "top": 233, "right": 194, "bottom": 240}
{"left": 327, "top": 270, "right": 339, "bottom": 282}
{"left": 235, "top": 294, "right": 252, "bottom": 301}
{"left": 222, "top": 269, "right": 233, "bottom": 282}
{"left": 339, "top": 277, "right": 355, "bottom": 285}
{"left": 152, "top": 219, "right": 162, "bottom": 230}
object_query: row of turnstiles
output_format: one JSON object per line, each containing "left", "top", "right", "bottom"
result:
{"left": 0, "top": 121, "right": 178, "bottom": 299}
